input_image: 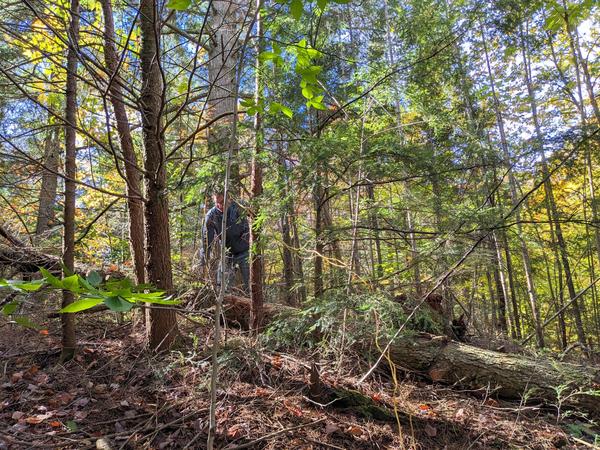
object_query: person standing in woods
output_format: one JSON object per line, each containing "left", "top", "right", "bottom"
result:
{"left": 200, "top": 191, "right": 250, "bottom": 294}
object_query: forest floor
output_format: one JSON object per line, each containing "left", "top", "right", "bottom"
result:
{"left": 0, "top": 312, "right": 598, "bottom": 449}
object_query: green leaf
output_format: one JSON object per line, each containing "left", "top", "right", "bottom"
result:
{"left": 132, "top": 294, "right": 180, "bottom": 305}
{"left": 331, "top": 0, "right": 350, "bottom": 3}
{"left": 0, "top": 279, "right": 44, "bottom": 292}
{"left": 130, "top": 291, "right": 166, "bottom": 299}
{"left": 301, "top": 86, "right": 314, "bottom": 99}
{"left": 40, "top": 268, "right": 62, "bottom": 289}
{"left": 86, "top": 271, "right": 102, "bottom": 287}
{"left": 317, "top": 0, "right": 327, "bottom": 9}
{"left": 14, "top": 316, "right": 39, "bottom": 329}
{"left": 280, "top": 105, "right": 293, "bottom": 118}
{"left": 60, "top": 298, "right": 103, "bottom": 313}
{"left": 258, "top": 51, "right": 277, "bottom": 62}
{"left": 66, "top": 420, "right": 78, "bottom": 432}
{"left": 270, "top": 102, "right": 293, "bottom": 118}
{"left": 290, "top": 0, "right": 303, "bottom": 19}
{"left": 104, "top": 296, "right": 134, "bottom": 312}
{"left": 166, "top": 0, "right": 191, "bottom": 10}
{"left": 62, "top": 275, "right": 80, "bottom": 293}
{"left": 2, "top": 301, "right": 18, "bottom": 316}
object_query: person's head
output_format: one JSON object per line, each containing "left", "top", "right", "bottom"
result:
{"left": 213, "top": 192, "right": 225, "bottom": 212}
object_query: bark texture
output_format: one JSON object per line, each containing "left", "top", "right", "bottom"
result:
{"left": 390, "top": 334, "right": 600, "bottom": 416}
{"left": 139, "top": 0, "right": 178, "bottom": 351}
{"left": 61, "top": 0, "right": 80, "bottom": 362}
{"left": 100, "top": 0, "right": 145, "bottom": 285}
{"left": 35, "top": 128, "right": 59, "bottom": 236}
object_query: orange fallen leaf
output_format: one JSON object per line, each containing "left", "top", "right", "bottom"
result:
{"left": 49, "top": 421, "right": 62, "bottom": 428}
{"left": 227, "top": 424, "right": 244, "bottom": 439}
{"left": 39, "top": 329, "right": 49, "bottom": 336}
{"left": 347, "top": 425, "right": 363, "bottom": 436}
{"left": 283, "top": 400, "right": 303, "bottom": 417}
{"left": 271, "top": 355, "right": 282, "bottom": 369}
{"left": 484, "top": 398, "right": 499, "bottom": 407}
{"left": 25, "top": 413, "right": 51, "bottom": 424}
{"left": 370, "top": 393, "right": 382, "bottom": 402}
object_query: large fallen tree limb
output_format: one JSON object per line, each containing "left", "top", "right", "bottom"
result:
{"left": 0, "top": 244, "right": 62, "bottom": 274}
{"left": 219, "top": 296, "right": 600, "bottom": 416}
{"left": 390, "top": 334, "right": 600, "bottom": 416}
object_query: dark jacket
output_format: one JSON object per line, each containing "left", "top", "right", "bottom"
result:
{"left": 202, "top": 202, "right": 249, "bottom": 258}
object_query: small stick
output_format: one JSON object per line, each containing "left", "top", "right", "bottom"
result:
{"left": 224, "top": 418, "right": 326, "bottom": 450}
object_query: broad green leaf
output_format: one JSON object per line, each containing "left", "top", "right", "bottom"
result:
{"left": 86, "top": 271, "right": 102, "bottom": 287}
{"left": 78, "top": 276, "right": 98, "bottom": 293}
{"left": 166, "top": 0, "right": 191, "bottom": 10}
{"left": 130, "top": 291, "right": 166, "bottom": 299}
{"left": 1, "top": 279, "right": 44, "bottom": 292}
{"left": 133, "top": 295, "right": 180, "bottom": 305}
{"left": 40, "top": 268, "right": 62, "bottom": 289}
{"left": 290, "top": 0, "right": 303, "bottom": 19}
{"left": 2, "top": 301, "right": 18, "bottom": 315}
{"left": 280, "top": 105, "right": 293, "bottom": 118}
{"left": 302, "top": 86, "right": 314, "bottom": 99}
{"left": 258, "top": 51, "right": 277, "bottom": 62}
{"left": 14, "top": 316, "right": 39, "bottom": 329}
{"left": 104, "top": 296, "right": 134, "bottom": 312}
{"left": 317, "top": 0, "right": 327, "bottom": 9}
{"left": 62, "top": 275, "right": 80, "bottom": 293}
{"left": 66, "top": 421, "right": 78, "bottom": 432}
{"left": 60, "top": 298, "right": 103, "bottom": 313}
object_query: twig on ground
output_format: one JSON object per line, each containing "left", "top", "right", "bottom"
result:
{"left": 224, "top": 417, "right": 326, "bottom": 450}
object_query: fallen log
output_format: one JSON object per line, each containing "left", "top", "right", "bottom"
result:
{"left": 0, "top": 244, "right": 61, "bottom": 275}
{"left": 217, "top": 297, "right": 600, "bottom": 417}
{"left": 220, "top": 295, "right": 295, "bottom": 329}
{"left": 390, "top": 334, "right": 600, "bottom": 416}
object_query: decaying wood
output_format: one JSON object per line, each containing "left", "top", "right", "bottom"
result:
{"left": 390, "top": 334, "right": 600, "bottom": 416}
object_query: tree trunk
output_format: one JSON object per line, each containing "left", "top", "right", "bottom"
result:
{"left": 313, "top": 176, "right": 324, "bottom": 298}
{"left": 139, "top": 0, "right": 178, "bottom": 351}
{"left": 100, "top": 0, "right": 145, "bottom": 285}
{"left": 36, "top": 127, "right": 59, "bottom": 237}
{"left": 207, "top": 0, "right": 243, "bottom": 194}
{"left": 60, "top": 0, "right": 80, "bottom": 362}
{"left": 249, "top": 0, "right": 263, "bottom": 331}
{"left": 522, "top": 24, "right": 587, "bottom": 347}
{"left": 482, "top": 23, "right": 543, "bottom": 346}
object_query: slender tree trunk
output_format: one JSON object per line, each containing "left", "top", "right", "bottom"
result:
{"left": 100, "top": 0, "right": 145, "bottom": 284}
{"left": 280, "top": 210, "right": 296, "bottom": 305}
{"left": 521, "top": 23, "right": 587, "bottom": 347}
{"left": 290, "top": 207, "right": 307, "bottom": 303}
{"left": 139, "top": 0, "right": 178, "bottom": 351}
{"left": 60, "top": 0, "right": 80, "bottom": 362}
{"left": 365, "top": 182, "right": 383, "bottom": 282}
{"left": 501, "top": 231, "right": 521, "bottom": 338}
{"left": 314, "top": 175, "right": 324, "bottom": 298}
{"left": 482, "top": 23, "right": 543, "bottom": 346}
{"left": 36, "top": 127, "right": 59, "bottom": 236}
{"left": 249, "top": 0, "right": 263, "bottom": 331}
